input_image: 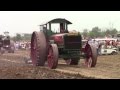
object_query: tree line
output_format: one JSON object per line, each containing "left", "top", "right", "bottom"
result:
{"left": 11, "top": 26, "right": 120, "bottom": 41}
{"left": 11, "top": 33, "right": 31, "bottom": 41}
{"left": 81, "top": 26, "right": 120, "bottom": 39}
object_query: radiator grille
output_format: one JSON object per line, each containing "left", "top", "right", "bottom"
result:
{"left": 3, "top": 40, "right": 10, "bottom": 45}
{"left": 64, "top": 35, "right": 82, "bottom": 49}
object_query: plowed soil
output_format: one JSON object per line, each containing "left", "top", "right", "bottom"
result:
{"left": 0, "top": 50, "right": 120, "bottom": 79}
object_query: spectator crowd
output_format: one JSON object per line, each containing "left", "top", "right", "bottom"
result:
{"left": 14, "top": 41, "right": 31, "bottom": 50}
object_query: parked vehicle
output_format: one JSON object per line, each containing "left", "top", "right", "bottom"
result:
{"left": 100, "top": 45, "right": 118, "bottom": 55}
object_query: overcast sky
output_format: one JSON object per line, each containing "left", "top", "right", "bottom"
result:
{"left": 0, "top": 11, "right": 120, "bottom": 36}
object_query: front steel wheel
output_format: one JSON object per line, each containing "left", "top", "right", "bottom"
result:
{"left": 47, "top": 44, "right": 58, "bottom": 69}
{"left": 84, "top": 44, "right": 97, "bottom": 68}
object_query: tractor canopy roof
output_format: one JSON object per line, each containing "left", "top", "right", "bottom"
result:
{"left": 40, "top": 18, "right": 72, "bottom": 26}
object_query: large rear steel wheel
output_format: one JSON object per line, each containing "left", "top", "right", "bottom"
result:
{"left": 84, "top": 44, "right": 97, "bottom": 68}
{"left": 31, "top": 31, "right": 47, "bottom": 66}
{"left": 47, "top": 44, "right": 58, "bottom": 69}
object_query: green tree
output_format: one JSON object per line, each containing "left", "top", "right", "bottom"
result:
{"left": 100, "top": 30, "right": 106, "bottom": 37}
{"left": 105, "top": 28, "right": 118, "bottom": 37}
{"left": 16, "top": 33, "right": 22, "bottom": 41}
{"left": 89, "top": 31, "right": 95, "bottom": 38}
{"left": 91, "top": 27, "right": 101, "bottom": 38}
{"left": 118, "top": 31, "right": 120, "bottom": 33}
{"left": 22, "top": 34, "right": 31, "bottom": 41}
{"left": 110, "top": 28, "right": 118, "bottom": 35}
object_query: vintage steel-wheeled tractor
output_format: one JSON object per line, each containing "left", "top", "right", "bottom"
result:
{"left": 0, "top": 33, "right": 15, "bottom": 54}
{"left": 0, "top": 35, "right": 5, "bottom": 54}
{"left": 31, "top": 18, "right": 98, "bottom": 69}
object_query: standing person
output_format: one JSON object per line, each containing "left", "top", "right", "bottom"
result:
{"left": 15, "top": 42, "right": 19, "bottom": 50}
{"left": 93, "top": 39, "right": 99, "bottom": 55}
{"left": 88, "top": 38, "right": 93, "bottom": 45}
{"left": 88, "top": 39, "right": 99, "bottom": 55}
{"left": 98, "top": 41, "right": 102, "bottom": 55}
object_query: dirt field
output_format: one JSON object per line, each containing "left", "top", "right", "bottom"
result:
{"left": 0, "top": 50, "right": 120, "bottom": 79}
